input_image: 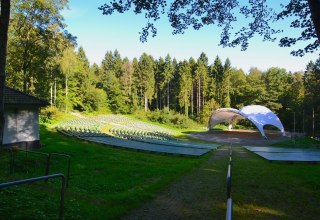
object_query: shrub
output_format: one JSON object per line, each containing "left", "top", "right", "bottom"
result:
{"left": 40, "top": 106, "right": 61, "bottom": 124}
{"left": 145, "top": 108, "right": 192, "bottom": 129}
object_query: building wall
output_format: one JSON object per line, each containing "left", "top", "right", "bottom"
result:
{"left": 3, "top": 109, "right": 40, "bottom": 145}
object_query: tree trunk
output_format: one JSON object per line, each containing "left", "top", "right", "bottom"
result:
{"left": 191, "top": 83, "right": 193, "bottom": 115}
{"left": 54, "top": 78, "right": 57, "bottom": 105}
{"left": 23, "top": 63, "right": 28, "bottom": 93}
{"left": 156, "top": 90, "right": 159, "bottom": 109}
{"left": 185, "top": 100, "right": 188, "bottom": 117}
{"left": 50, "top": 82, "right": 53, "bottom": 105}
{"left": 0, "top": 0, "right": 11, "bottom": 147}
{"left": 167, "top": 82, "right": 170, "bottom": 109}
{"left": 144, "top": 96, "right": 148, "bottom": 111}
{"left": 196, "top": 82, "right": 199, "bottom": 115}
{"left": 65, "top": 76, "right": 68, "bottom": 113}
{"left": 198, "top": 78, "right": 201, "bottom": 114}
{"left": 308, "top": 0, "right": 320, "bottom": 41}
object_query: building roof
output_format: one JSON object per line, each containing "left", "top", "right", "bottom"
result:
{"left": 4, "top": 86, "right": 49, "bottom": 107}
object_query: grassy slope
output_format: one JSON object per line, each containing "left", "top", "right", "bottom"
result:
{"left": 0, "top": 125, "right": 209, "bottom": 219}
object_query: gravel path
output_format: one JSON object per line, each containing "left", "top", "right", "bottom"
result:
{"left": 123, "top": 146, "right": 232, "bottom": 220}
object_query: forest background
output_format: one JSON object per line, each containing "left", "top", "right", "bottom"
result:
{"left": 5, "top": 0, "right": 320, "bottom": 134}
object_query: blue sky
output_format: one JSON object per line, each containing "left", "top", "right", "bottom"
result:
{"left": 62, "top": 0, "right": 319, "bottom": 73}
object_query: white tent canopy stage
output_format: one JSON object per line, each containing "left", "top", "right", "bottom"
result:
{"left": 209, "top": 105, "right": 285, "bottom": 138}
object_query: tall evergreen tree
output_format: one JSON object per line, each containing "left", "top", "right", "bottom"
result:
{"left": 210, "top": 56, "right": 224, "bottom": 105}
{"left": 154, "top": 57, "right": 165, "bottom": 109}
{"left": 189, "top": 57, "right": 196, "bottom": 115}
{"left": 194, "top": 59, "right": 208, "bottom": 115}
{"left": 135, "top": 53, "right": 155, "bottom": 111}
{"left": 100, "top": 50, "right": 127, "bottom": 113}
{"left": 120, "top": 57, "right": 134, "bottom": 112}
{"left": 160, "top": 54, "right": 174, "bottom": 108}
{"left": 221, "top": 58, "right": 232, "bottom": 107}
{"left": 178, "top": 61, "right": 192, "bottom": 116}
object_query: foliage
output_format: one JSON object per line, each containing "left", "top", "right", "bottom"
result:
{"left": 277, "top": 0, "right": 320, "bottom": 56}
{"left": 146, "top": 107, "right": 193, "bottom": 129}
{"left": 99, "top": 0, "right": 319, "bottom": 56}
{"left": 6, "top": 0, "right": 70, "bottom": 94}
{"left": 39, "top": 106, "right": 61, "bottom": 124}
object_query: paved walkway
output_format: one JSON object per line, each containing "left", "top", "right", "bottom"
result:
{"left": 123, "top": 146, "right": 234, "bottom": 220}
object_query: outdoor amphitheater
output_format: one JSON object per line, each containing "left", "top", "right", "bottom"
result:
{"left": 56, "top": 114, "right": 220, "bottom": 156}
{"left": 56, "top": 111, "right": 294, "bottom": 156}
{"left": 56, "top": 107, "right": 320, "bottom": 162}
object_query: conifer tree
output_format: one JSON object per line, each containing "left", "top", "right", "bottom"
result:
{"left": 136, "top": 53, "right": 155, "bottom": 111}
{"left": 178, "top": 61, "right": 192, "bottom": 116}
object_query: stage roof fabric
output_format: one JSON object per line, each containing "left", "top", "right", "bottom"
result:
{"left": 209, "top": 105, "right": 285, "bottom": 138}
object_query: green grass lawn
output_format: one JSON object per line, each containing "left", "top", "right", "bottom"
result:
{"left": 233, "top": 147, "right": 320, "bottom": 220}
{"left": 271, "top": 137, "right": 320, "bottom": 148}
{"left": 0, "top": 126, "right": 208, "bottom": 219}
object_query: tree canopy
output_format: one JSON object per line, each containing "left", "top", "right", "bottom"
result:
{"left": 99, "top": 0, "right": 320, "bottom": 56}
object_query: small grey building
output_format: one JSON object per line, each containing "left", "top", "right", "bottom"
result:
{"left": 3, "top": 86, "right": 49, "bottom": 149}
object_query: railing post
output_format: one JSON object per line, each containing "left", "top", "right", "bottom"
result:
{"left": 226, "top": 198, "right": 233, "bottom": 220}
{"left": 66, "top": 155, "right": 71, "bottom": 188}
{"left": 59, "top": 175, "right": 66, "bottom": 220}
{"left": 226, "top": 142, "right": 233, "bottom": 220}
{"left": 45, "top": 154, "right": 51, "bottom": 183}
{"left": 10, "top": 148, "right": 15, "bottom": 174}
{"left": 49, "top": 153, "right": 71, "bottom": 188}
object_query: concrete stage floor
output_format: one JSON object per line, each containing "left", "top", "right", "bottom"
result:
{"left": 189, "top": 129, "right": 290, "bottom": 145}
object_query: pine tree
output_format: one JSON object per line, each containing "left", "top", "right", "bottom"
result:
{"left": 160, "top": 54, "right": 174, "bottom": 109}
{"left": 178, "top": 61, "right": 192, "bottom": 116}
{"left": 135, "top": 53, "right": 155, "bottom": 111}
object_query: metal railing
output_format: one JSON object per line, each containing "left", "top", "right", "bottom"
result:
{"left": 49, "top": 153, "right": 71, "bottom": 188}
{"left": 8, "top": 148, "right": 71, "bottom": 188}
{"left": 9, "top": 148, "right": 50, "bottom": 176}
{"left": 0, "top": 173, "right": 66, "bottom": 220}
{"left": 226, "top": 143, "right": 233, "bottom": 220}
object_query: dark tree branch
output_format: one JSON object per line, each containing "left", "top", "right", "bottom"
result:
{"left": 100, "top": 0, "right": 319, "bottom": 56}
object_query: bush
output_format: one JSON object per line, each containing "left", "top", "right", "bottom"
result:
{"left": 40, "top": 106, "right": 61, "bottom": 124}
{"left": 146, "top": 108, "right": 192, "bottom": 129}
